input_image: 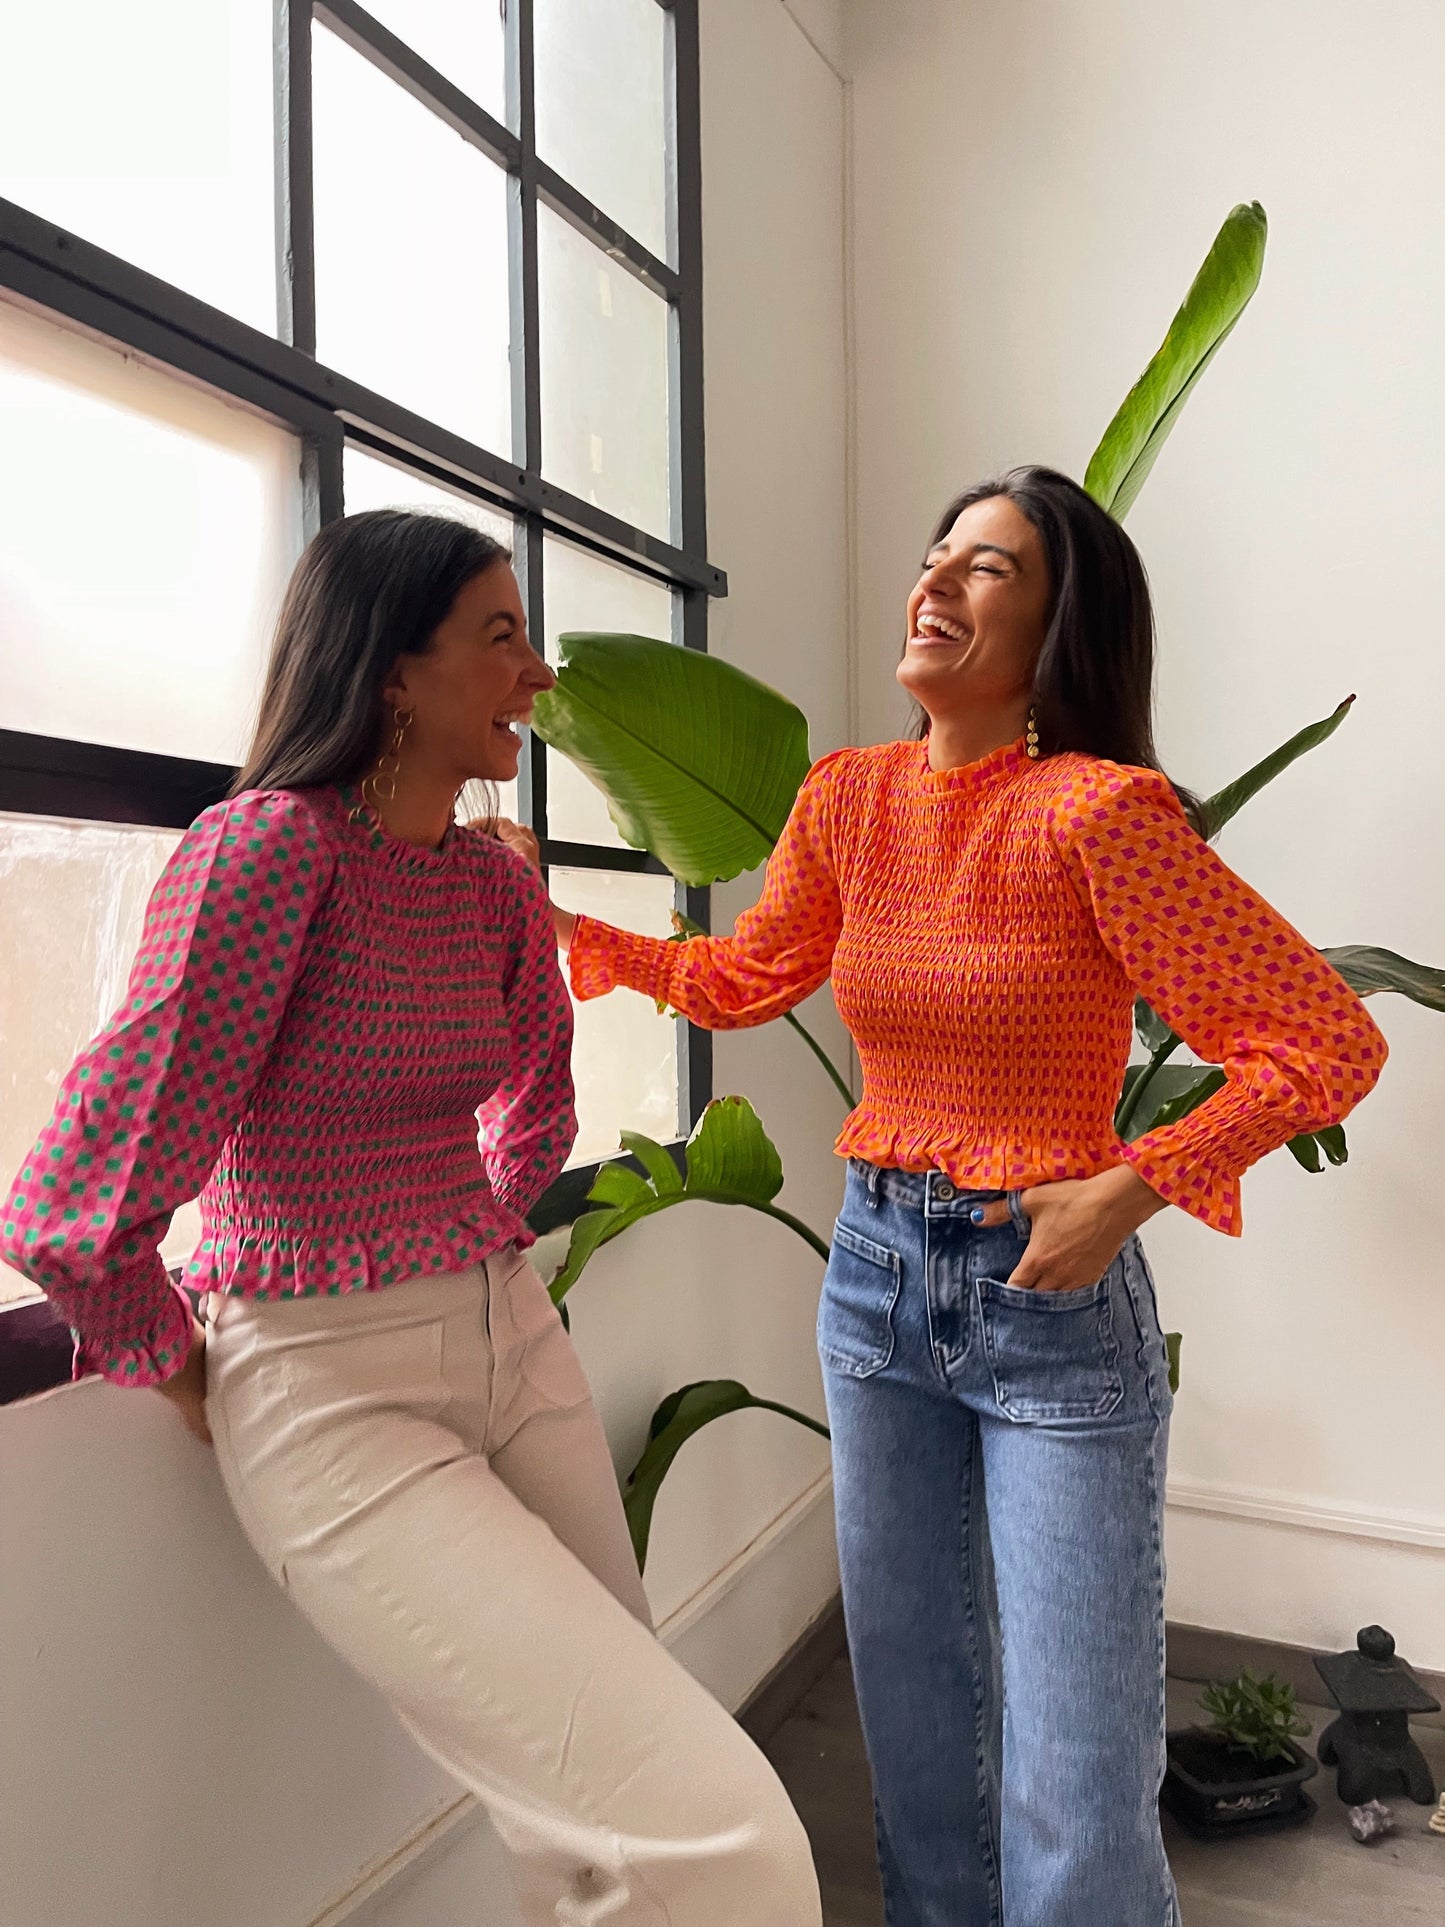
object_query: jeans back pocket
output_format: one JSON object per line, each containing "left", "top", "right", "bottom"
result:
{"left": 976, "top": 1271, "right": 1124, "bottom": 1421}
{"left": 818, "top": 1221, "right": 902, "bottom": 1379}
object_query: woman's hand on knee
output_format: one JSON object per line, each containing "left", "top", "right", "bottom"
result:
{"left": 973, "top": 1167, "right": 1166, "bottom": 1292}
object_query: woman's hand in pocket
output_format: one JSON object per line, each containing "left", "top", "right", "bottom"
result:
{"left": 153, "top": 1320, "right": 212, "bottom": 1445}
{"left": 974, "top": 1167, "right": 1167, "bottom": 1292}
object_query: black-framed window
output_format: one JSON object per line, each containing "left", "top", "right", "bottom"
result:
{"left": 0, "top": 0, "right": 719, "bottom": 1347}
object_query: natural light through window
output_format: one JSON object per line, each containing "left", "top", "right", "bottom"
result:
{"left": 0, "top": 0, "right": 277, "bottom": 332}
{"left": 0, "top": 300, "right": 301, "bottom": 764}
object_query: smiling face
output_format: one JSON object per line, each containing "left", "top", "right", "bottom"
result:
{"left": 383, "top": 559, "right": 555, "bottom": 786}
{"left": 896, "top": 494, "right": 1053, "bottom": 731}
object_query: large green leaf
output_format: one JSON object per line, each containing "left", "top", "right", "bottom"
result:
{"left": 622, "top": 1379, "right": 830, "bottom": 1569}
{"left": 1323, "top": 945, "right": 1445, "bottom": 1012}
{"left": 549, "top": 1098, "right": 829, "bottom": 1303}
{"left": 1115, "top": 1048, "right": 1189, "bottom": 1139}
{"left": 684, "top": 1094, "right": 784, "bottom": 1200}
{"left": 530, "top": 633, "right": 813, "bottom": 885}
{"left": 620, "top": 1130, "right": 684, "bottom": 1197}
{"left": 1085, "top": 202, "right": 1267, "bottom": 521}
{"left": 1201, "top": 696, "right": 1355, "bottom": 840}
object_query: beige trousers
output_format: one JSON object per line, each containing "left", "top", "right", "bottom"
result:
{"left": 205, "top": 1250, "right": 820, "bottom": 1927}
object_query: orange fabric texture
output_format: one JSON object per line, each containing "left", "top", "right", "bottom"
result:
{"left": 569, "top": 739, "right": 1387, "bottom": 1234}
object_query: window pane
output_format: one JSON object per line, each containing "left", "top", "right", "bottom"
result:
{"left": 539, "top": 209, "right": 671, "bottom": 540}
{"left": 551, "top": 868, "right": 679, "bottom": 1165}
{"left": 343, "top": 446, "right": 512, "bottom": 544}
{"left": 0, "top": 299, "right": 302, "bottom": 764}
{"left": 535, "top": 0, "right": 669, "bottom": 262}
{"left": 343, "top": 445, "right": 521, "bottom": 824}
{"left": 0, "top": 0, "right": 277, "bottom": 333}
{"left": 0, "top": 815, "right": 201, "bottom": 1303}
{"left": 543, "top": 538, "right": 672, "bottom": 848}
{"left": 313, "top": 26, "right": 512, "bottom": 456}
{"left": 361, "top": 0, "right": 506, "bottom": 124}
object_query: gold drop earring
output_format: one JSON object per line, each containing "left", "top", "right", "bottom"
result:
{"left": 355, "top": 705, "right": 414, "bottom": 819}
{"left": 1025, "top": 705, "right": 1040, "bottom": 760}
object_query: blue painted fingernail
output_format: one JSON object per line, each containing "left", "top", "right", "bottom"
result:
{"left": 970, "top": 1206, "right": 986, "bottom": 1224}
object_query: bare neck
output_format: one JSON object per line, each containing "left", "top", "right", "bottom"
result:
{"left": 923, "top": 699, "right": 1031, "bottom": 774}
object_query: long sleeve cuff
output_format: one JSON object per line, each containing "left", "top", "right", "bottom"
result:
{"left": 1122, "top": 1080, "right": 1295, "bottom": 1236}
{"left": 73, "top": 1278, "right": 195, "bottom": 1387}
{"left": 568, "top": 916, "right": 677, "bottom": 1006}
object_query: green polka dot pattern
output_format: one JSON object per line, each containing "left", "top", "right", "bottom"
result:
{"left": 2, "top": 786, "right": 576, "bottom": 1386}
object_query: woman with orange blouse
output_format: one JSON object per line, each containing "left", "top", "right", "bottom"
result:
{"left": 551, "top": 468, "right": 1386, "bottom": 1926}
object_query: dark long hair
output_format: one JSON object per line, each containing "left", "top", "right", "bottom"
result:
{"left": 234, "top": 510, "right": 510, "bottom": 795}
{"left": 918, "top": 466, "right": 1199, "bottom": 824}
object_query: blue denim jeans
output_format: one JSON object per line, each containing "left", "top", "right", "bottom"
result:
{"left": 819, "top": 1162, "right": 1179, "bottom": 1927}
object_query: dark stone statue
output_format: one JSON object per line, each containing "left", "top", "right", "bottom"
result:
{"left": 1315, "top": 1626, "right": 1440, "bottom": 1807}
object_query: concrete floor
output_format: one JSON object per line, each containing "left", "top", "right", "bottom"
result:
{"left": 763, "top": 1660, "right": 1445, "bottom": 1926}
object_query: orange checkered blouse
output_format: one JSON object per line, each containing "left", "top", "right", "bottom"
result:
{"left": 568, "top": 738, "right": 1387, "bottom": 1234}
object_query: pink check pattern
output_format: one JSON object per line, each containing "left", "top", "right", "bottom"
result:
{"left": 570, "top": 739, "right": 1387, "bottom": 1236}
{"left": 3, "top": 786, "right": 575, "bottom": 1386}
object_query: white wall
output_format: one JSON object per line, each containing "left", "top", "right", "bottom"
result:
{"left": 842, "top": 0, "right": 1445, "bottom": 1665}
{"left": 0, "top": 7, "right": 850, "bottom": 1925}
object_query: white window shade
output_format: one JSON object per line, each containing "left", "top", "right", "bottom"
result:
{"left": 535, "top": 0, "right": 669, "bottom": 262}
{"left": 360, "top": 0, "right": 506, "bottom": 124}
{"left": 343, "top": 446, "right": 512, "bottom": 547}
{"left": 551, "top": 868, "right": 680, "bottom": 1166}
{"left": 0, "top": 299, "right": 302, "bottom": 765}
{"left": 539, "top": 208, "right": 671, "bottom": 541}
{"left": 0, "top": 0, "right": 277, "bottom": 334}
{"left": 312, "top": 25, "right": 513, "bottom": 457}
{"left": 0, "top": 815, "right": 198, "bottom": 1304}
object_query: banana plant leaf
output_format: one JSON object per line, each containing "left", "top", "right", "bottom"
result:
{"left": 1322, "top": 945, "right": 1445, "bottom": 1011}
{"left": 549, "top": 1097, "right": 830, "bottom": 1303}
{"left": 622, "top": 1378, "right": 830, "bottom": 1569}
{"left": 1085, "top": 202, "right": 1268, "bottom": 521}
{"left": 1200, "top": 696, "right": 1355, "bottom": 841}
{"left": 530, "top": 633, "right": 813, "bottom": 886}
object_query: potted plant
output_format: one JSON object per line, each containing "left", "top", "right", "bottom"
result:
{"left": 1162, "top": 1670, "right": 1318, "bottom": 1837}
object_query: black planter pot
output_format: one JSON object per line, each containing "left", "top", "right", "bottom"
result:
{"left": 1162, "top": 1729, "right": 1318, "bottom": 1839}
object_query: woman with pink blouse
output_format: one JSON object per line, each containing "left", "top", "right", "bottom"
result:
{"left": 3, "top": 511, "right": 820, "bottom": 1927}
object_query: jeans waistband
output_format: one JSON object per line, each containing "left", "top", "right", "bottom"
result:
{"left": 847, "top": 1159, "right": 1015, "bottom": 1218}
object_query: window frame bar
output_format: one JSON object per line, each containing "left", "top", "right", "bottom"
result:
{"left": 0, "top": 0, "right": 716, "bottom": 1393}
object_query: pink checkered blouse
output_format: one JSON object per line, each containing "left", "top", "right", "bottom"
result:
{"left": 3, "top": 785, "right": 576, "bottom": 1387}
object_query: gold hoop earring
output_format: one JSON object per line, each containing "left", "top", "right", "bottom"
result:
{"left": 361, "top": 706, "right": 414, "bottom": 811}
{"left": 1025, "top": 705, "right": 1040, "bottom": 760}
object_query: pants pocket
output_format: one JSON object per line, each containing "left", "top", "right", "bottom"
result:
{"left": 818, "top": 1221, "right": 901, "bottom": 1379}
{"left": 976, "top": 1271, "right": 1124, "bottom": 1421}
{"left": 500, "top": 1250, "right": 593, "bottom": 1413}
